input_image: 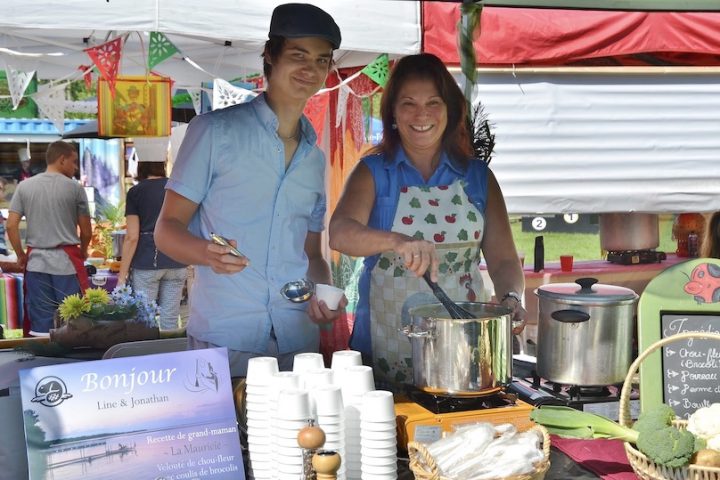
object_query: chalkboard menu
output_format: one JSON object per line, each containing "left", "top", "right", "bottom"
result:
{"left": 661, "top": 313, "right": 720, "bottom": 419}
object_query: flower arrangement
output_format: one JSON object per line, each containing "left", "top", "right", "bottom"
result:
{"left": 58, "top": 286, "right": 160, "bottom": 327}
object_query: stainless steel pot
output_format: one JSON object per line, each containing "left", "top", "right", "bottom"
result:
{"left": 535, "top": 278, "right": 638, "bottom": 386}
{"left": 599, "top": 213, "right": 659, "bottom": 251}
{"left": 404, "top": 302, "right": 513, "bottom": 396}
{"left": 110, "top": 230, "right": 126, "bottom": 259}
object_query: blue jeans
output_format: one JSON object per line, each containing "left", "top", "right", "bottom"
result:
{"left": 24, "top": 271, "right": 82, "bottom": 334}
{"left": 131, "top": 268, "right": 188, "bottom": 330}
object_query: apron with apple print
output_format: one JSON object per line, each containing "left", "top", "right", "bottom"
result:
{"left": 369, "top": 179, "right": 487, "bottom": 388}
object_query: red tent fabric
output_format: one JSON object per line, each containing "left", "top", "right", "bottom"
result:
{"left": 423, "top": 2, "right": 720, "bottom": 66}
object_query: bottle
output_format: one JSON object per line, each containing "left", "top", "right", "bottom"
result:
{"left": 688, "top": 231, "right": 699, "bottom": 257}
{"left": 533, "top": 236, "right": 545, "bottom": 272}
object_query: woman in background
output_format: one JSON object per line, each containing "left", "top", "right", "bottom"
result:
{"left": 329, "top": 53, "right": 525, "bottom": 385}
{"left": 118, "top": 154, "right": 187, "bottom": 330}
{"left": 701, "top": 211, "right": 720, "bottom": 258}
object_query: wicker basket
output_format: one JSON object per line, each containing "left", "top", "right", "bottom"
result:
{"left": 619, "top": 331, "right": 720, "bottom": 480}
{"left": 408, "top": 425, "right": 551, "bottom": 480}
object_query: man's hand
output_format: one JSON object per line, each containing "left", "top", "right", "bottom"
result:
{"left": 306, "top": 294, "right": 348, "bottom": 327}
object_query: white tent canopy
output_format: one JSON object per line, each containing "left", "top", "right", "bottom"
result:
{"left": 468, "top": 69, "right": 720, "bottom": 214}
{"left": 0, "top": 0, "right": 421, "bottom": 87}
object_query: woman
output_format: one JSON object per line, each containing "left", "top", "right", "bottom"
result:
{"left": 701, "top": 211, "right": 720, "bottom": 258}
{"left": 329, "top": 53, "right": 526, "bottom": 385}
{"left": 118, "top": 155, "right": 187, "bottom": 330}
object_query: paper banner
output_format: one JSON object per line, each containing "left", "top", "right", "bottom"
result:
{"left": 188, "top": 88, "right": 203, "bottom": 115}
{"left": 33, "top": 84, "right": 66, "bottom": 133}
{"left": 5, "top": 65, "right": 36, "bottom": 110}
{"left": 303, "top": 92, "right": 330, "bottom": 144}
{"left": 148, "top": 32, "right": 180, "bottom": 70}
{"left": 346, "top": 92, "right": 365, "bottom": 152}
{"left": 78, "top": 65, "right": 94, "bottom": 90}
{"left": 335, "top": 84, "right": 350, "bottom": 128}
{"left": 212, "top": 78, "right": 256, "bottom": 110}
{"left": 84, "top": 37, "right": 123, "bottom": 97}
{"left": 361, "top": 53, "right": 389, "bottom": 87}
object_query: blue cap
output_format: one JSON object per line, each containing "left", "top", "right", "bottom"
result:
{"left": 269, "top": 3, "right": 341, "bottom": 50}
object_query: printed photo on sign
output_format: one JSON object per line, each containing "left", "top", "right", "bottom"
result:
{"left": 19, "top": 347, "right": 244, "bottom": 480}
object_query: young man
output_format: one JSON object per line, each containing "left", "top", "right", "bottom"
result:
{"left": 155, "top": 3, "right": 346, "bottom": 376}
{"left": 7, "top": 141, "right": 91, "bottom": 335}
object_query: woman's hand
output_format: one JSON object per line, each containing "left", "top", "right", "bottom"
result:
{"left": 306, "top": 294, "right": 348, "bottom": 327}
{"left": 501, "top": 296, "right": 528, "bottom": 335}
{"left": 206, "top": 240, "right": 250, "bottom": 274}
{"left": 393, "top": 233, "right": 440, "bottom": 281}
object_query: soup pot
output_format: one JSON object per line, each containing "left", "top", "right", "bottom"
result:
{"left": 403, "top": 302, "right": 513, "bottom": 396}
{"left": 535, "top": 278, "right": 638, "bottom": 386}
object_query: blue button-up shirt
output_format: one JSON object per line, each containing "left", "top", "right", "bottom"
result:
{"left": 167, "top": 94, "right": 326, "bottom": 354}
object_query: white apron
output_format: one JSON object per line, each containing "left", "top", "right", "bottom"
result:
{"left": 369, "top": 179, "right": 487, "bottom": 388}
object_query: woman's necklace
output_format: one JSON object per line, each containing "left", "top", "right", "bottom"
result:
{"left": 278, "top": 127, "right": 301, "bottom": 142}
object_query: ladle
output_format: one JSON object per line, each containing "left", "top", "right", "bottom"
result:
{"left": 211, "top": 232, "right": 315, "bottom": 303}
{"left": 422, "top": 271, "right": 475, "bottom": 319}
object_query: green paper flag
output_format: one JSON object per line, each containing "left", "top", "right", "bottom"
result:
{"left": 148, "top": 32, "right": 179, "bottom": 70}
{"left": 361, "top": 53, "right": 389, "bottom": 87}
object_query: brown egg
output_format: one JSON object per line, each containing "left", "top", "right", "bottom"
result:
{"left": 297, "top": 425, "right": 326, "bottom": 449}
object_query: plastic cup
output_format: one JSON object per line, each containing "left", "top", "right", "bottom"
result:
{"left": 331, "top": 350, "right": 363, "bottom": 372}
{"left": 303, "top": 367, "right": 334, "bottom": 389}
{"left": 315, "top": 283, "right": 345, "bottom": 310}
{"left": 246, "top": 357, "right": 279, "bottom": 386}
{"left": 560, "top": 255, "right": 574, "bottom": 272}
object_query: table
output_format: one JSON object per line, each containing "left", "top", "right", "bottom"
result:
{"left": 481, "top": 254, "right": 688, "bottom": 344}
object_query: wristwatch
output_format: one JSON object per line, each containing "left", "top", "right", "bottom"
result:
{"left": 501, "top": 291, "right": 522, "bottom": 305}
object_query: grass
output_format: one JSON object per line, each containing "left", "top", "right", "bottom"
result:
{"left": 511, "top": 215, "right": 677, "bottom": 264}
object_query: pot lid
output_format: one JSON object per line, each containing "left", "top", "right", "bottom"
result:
{"left": 535, "top": 277, "right": 638, "bottom": 303}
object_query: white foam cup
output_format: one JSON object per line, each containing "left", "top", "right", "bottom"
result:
{"left": 292, "top": 352, "right": 325, "bottom": 374}
{"left": 331, "top": 349, "right": 363, "bottom": 372}
{"left": 361, "top": 390, "right": 395, "bottom": 422}
{"left": 341, "top": 365, "right": 375, "bottom": 399}
{"left": 315, "top": 283, "right": 345, "bottom": 310}
{"left": 313, "top": 385, "right": 344, "bottom": 415}
{"left": 361, "top": 429, "right": 396, "bottom": 441}
{"left": 360, "top": 421, "right": 396, "bottom": 432}
{"left": 275, "top": 388, "right": 311, "bottom": 420}
{"left": 246, "top": 357, "right": 279, "bottom": 386}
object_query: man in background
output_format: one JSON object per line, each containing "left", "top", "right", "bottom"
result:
{"left": 15, "top": 147, "right": 34, "bottom": 183}
{"left": 7, "top": 140, "right": 92, "bottom": 336}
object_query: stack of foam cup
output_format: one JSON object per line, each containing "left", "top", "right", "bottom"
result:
{"left": 272, "top": 388, "right": 312, "bottom": 479}
{"left": 245, "top": 357, "right": 279, "bottom": 480}
{"left": 360, "top": 390, "right": 398, "bottom": 479}
{"left": 340, "top": 365, "right": 376, "bottom": 479}
{"left": 312, "top": 384, "right": 347, "bottom": 480}
{"left": 268, "top": 371, "right": 302, "bottom": 450}
{"left": 293, "top": 352, "right": 326, "bottom": 389}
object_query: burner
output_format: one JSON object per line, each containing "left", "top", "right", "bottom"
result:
{"left": 406, "top": 386, "right": 516, "bottom": 414}
{"left": 606, "top": 249, "right": 667, "bottom": 265}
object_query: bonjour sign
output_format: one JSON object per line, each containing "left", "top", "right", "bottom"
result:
{"left": 661, "top": 314, "right": 720, "bottom": 419}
